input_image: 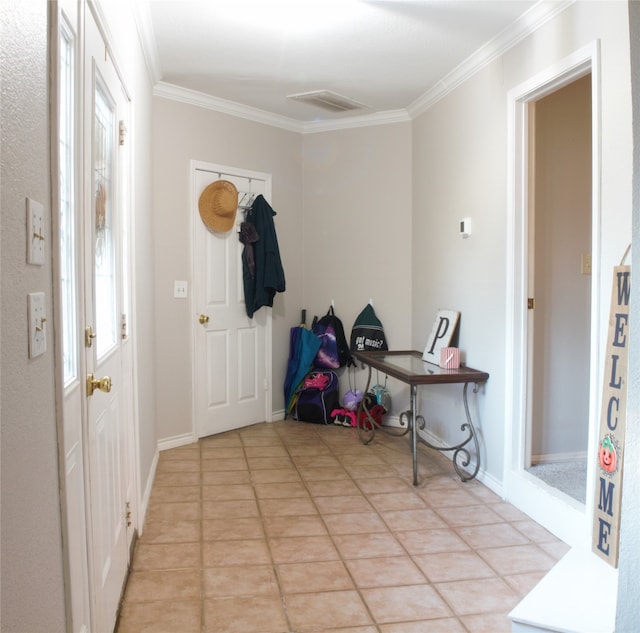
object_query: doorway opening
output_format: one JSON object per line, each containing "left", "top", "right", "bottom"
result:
{"left": 504, "top": 42, "right": 601, "bottom": 548}
{"left": 525, "top": 73, "right": 592, "bottom": 505}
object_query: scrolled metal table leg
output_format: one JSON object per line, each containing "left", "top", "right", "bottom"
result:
{"left": 456, "top": 382, "right": 481, "bottom": 481}
{"left": 356, "top": 362, "right": 376, "bottom": 445}
{"left": 413, "top": 381, "right": 481, "bottom": 482}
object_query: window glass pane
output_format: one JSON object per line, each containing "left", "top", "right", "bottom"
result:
{"left": 94, "top": 81, "right": 117, "bottom": 358}
{"left": 59, "top": 24, "right": 78, "bottom": 386}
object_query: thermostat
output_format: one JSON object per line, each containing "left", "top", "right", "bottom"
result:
{"left": 459, "top": 217, "right": 471, "bottom": 238}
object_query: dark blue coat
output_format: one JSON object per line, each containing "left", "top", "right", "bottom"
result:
{"left": 241, "top": 195, "right": 286, "bottom": 317}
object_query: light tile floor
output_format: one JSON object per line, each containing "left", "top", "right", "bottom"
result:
{"left": 116, "top": 420, "right": 570, "bottom": 633}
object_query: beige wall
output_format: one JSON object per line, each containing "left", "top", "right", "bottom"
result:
{"left": 152, "top": 99, "right": 304, "bottom": 439}
{"left": 412, "top": 59, "right": 510, "bottom": 480}
{"left": 411, "top": 0, "right": 632, "bottom": 483}
{"left": 301, "top": 123, "right": 413, "bottom": 407}
{"left": 1, "top": 1, "right": 67, "bottom": 630}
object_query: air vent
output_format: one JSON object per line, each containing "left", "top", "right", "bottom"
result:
{"left": 287, "top": 90, "right": 369, "bottom": 113}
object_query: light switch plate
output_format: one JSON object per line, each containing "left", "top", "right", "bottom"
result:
{"left": 174, "top": 280, "right": 188, "bottom": 298}
{"left": 28, "top": 292, "right": 47, "bottom": 358}
{"left": 27, "top": 198, "right": 45, "bottom": 266}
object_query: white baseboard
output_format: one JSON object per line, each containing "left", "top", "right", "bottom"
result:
{"left": 137, "top": 449, "right": 158, "bottom": 537}
{"left": 157, "top": 432, "right": 196, "bottom": 452}
{"left": 531, "top": 451, "right": 587, "bottom": 465}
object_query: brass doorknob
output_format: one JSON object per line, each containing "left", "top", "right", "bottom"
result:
{"left": 198, "top": 314, "right": 210, "bottom": 325}
{"left": 87, "top": 373, "right": 112, "bottom": 397}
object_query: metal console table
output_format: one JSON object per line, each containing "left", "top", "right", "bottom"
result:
{"left": 353, "top": 350, "right": 489, "bottom": 486}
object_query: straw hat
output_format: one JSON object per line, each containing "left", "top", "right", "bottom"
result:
{"left": 198, "top": 180, "right": 239, "bottom": 233}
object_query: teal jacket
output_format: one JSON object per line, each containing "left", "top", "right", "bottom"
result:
{"left": 241, "top": 195, "right": 286, "bottom": 317}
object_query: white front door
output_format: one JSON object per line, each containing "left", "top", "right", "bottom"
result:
{"left": 83, "top": 9, "right": 132, "bottom": 631}
{"left": 192, "top": 163, "right": 272, "bottom": 438}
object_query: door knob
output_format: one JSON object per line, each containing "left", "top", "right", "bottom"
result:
{"left": 199, "top": 314, "right": 210, "bottom": 325}
{"left": 87, "top": 373, "right": 112, "bottom": 397}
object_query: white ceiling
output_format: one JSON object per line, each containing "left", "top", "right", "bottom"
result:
{"left": 137, "top": 0, "right": 564, "bottom": 130}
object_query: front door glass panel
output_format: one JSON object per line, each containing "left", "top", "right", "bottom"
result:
{"left": 94, "top": 79, "right": 117, "bottom": 359}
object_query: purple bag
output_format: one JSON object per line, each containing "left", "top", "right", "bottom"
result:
{"left": 294, "top": 371, "right": 340, "bottom": 424}
{"left": 312, "top": 306, "right": 353, "bottom": 369}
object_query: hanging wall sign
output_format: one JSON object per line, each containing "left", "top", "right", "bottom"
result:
{"left": 592, "top": 260, "right": 631, "bottom": 568}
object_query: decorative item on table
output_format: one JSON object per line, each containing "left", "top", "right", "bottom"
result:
{"left": 439, "top": 347, "right": 460, "bottom": 369}
{"left": 422, "top": 309, "right": 460, "bottom": 364}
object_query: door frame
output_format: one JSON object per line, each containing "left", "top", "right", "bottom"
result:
{"left": 190, "top": 160, "right": 273, "bottom": 438}
{"left": 504, "top": 41, "right": 601, "bottom": 548}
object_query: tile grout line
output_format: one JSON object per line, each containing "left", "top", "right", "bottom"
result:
{"left": 199, "top": 439, "right": 206, "bottom": 633}
{"left": 242, "top": 428, "right": 295, "bottom": 633}
{"left": 284, "top": 424, "right": 382, "bottom": 632}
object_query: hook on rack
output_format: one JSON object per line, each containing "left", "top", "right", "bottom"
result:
{"left": 238, "top": 191, "right": 257, "bottom": 211}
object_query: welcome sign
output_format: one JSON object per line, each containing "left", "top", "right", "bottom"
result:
{"left": 592, "top": 263, "right": 630, "bottom": 568}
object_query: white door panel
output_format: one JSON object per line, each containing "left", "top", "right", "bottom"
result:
{"left": 193, "top": 164, "right": 271, "bottom": 438}
{"left": 55, "top": 4, "right": 135, "bottom": 632}
{"left": 84, "top": 8, "right": 131, "bottom": 632}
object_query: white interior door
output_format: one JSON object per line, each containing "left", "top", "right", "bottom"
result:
{"left": 193, "top": 163, "right": 271, "bottom": 438}
{"left": 83, "top": 9, "right": 132, "bottom": 632}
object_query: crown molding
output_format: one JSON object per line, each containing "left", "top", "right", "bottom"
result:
{"left": 153, "top": 82, "right": 305, "bottom": 133}
{"left": 299, "top": 109, "right": 411, "bottom": 134}
{"left": 407, "top": 0, "right": 575, "bottom": 118}
{"left": 154, "top": 82, "right": 411, "bottom": 133}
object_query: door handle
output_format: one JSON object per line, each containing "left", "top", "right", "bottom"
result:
{"left": 87, "top": 373, "right": 112, "bottom": 397}
{"left": 198, "top": 314, "right": 210, "bottom": 325}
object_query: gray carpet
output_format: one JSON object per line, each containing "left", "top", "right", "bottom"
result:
{"left": 527, "top": 460, "right": 588, "bottom": 504}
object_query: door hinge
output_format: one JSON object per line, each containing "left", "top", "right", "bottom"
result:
{"left": 528, "top": 298, "right": 535, "bottom": 310}
{"left": 119, "top": 120, "right": 127, "bottom": 146}
{"left": 85, "top": 325, "right": 97, "bottom": 348}
{"left": 264, "top": 378, "right": 269, "bottom": 391}
{"left": 121, "top": 313, "right": 128, "bottom": 340}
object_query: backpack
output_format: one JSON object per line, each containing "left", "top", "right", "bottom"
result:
{"left": 312, "top": 306, "right": 354, "bottom": 369}
{"left": 294, "top": 370, "right": 340, "bottom": 424}
{"left": 350, "top": 303, "right": 388, "bottom": 352}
